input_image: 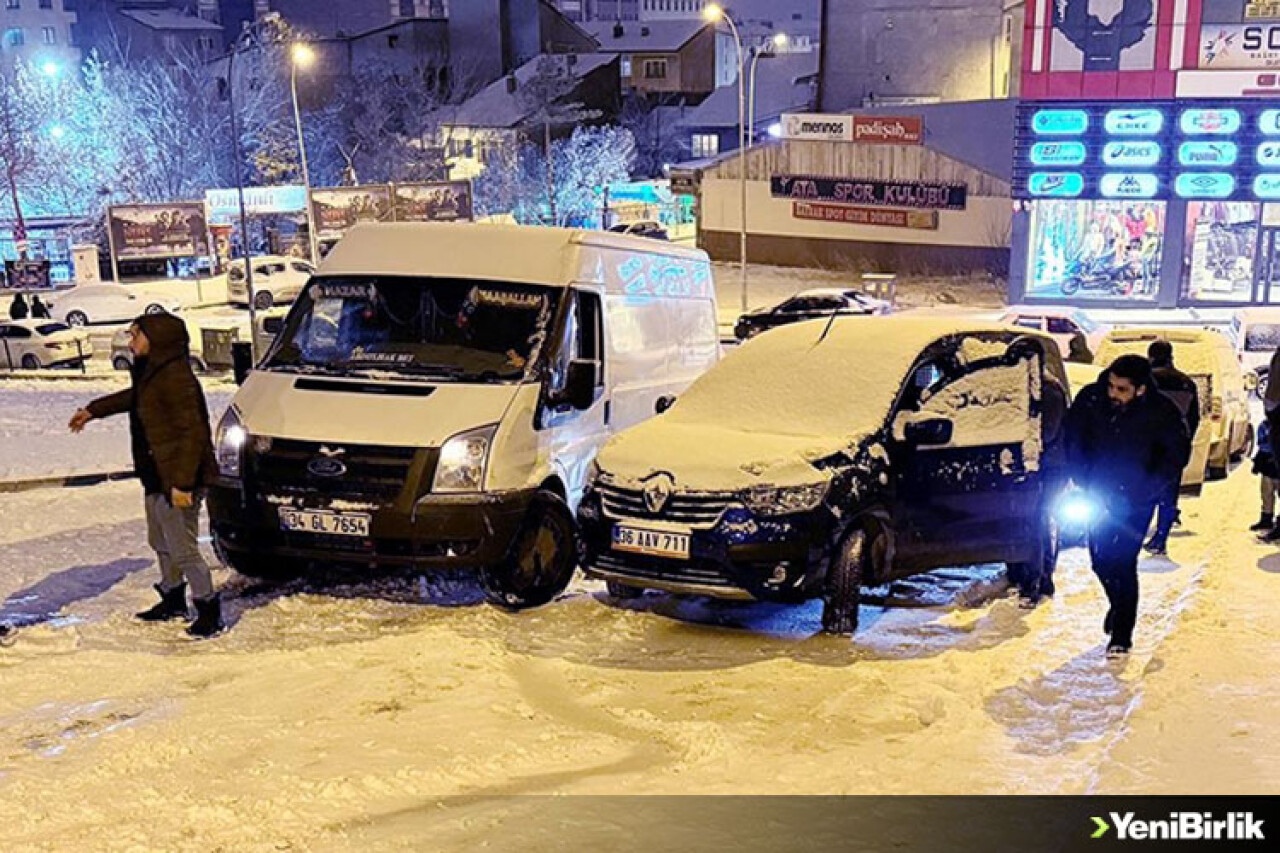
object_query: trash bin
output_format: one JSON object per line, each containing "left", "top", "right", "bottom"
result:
{"left": 860, "top": 272, "right": 897, "bottom": 306}
{"left": 231, "top": 341, "right": 254, "bottom": 386}
{"left": 201, "top": 326, "right": 240, "bottom": 370}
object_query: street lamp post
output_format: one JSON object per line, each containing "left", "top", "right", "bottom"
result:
{"left": 290, "top": 42, "right": 320, "bottom": 265}
{"left": 703, "top": 4, "right": 748, "bottom": 314}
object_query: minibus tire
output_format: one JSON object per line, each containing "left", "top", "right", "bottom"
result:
{"left": 821, "top": 528, "right": 866, "bottom": 635}
{"left": 481, "top": 490, "right": 577, "bottom": 610}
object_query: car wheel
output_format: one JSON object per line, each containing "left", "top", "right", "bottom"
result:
{"left": 20, "top": 354, "right": 40, "bottom": 370}
{"left": 253, "top": 290, "right": 275, "bottom": 311}
{"left": 1232, "top": 422, "right": 1255, "bottom": 463}
{"left": 144, "top": 303, "right": 167, "bottom": 315}
{"left": 66, "top": 311, "right": 88, "bottom": 327}
{"left": 481, "top": 490, "right": 577, "bottom": 610}
{"left": 605, "top": 579, "right": 645, "bottom": 599}
{"left": 112, "top": 356, "right": 131, "bottom": 371}
{"left": 821, "top": 528, "right": 867, "bottom": 635}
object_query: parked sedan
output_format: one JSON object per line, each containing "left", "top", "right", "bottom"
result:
{"left": 608, "top": 220, "right": 669, "bottom": 241}
{"left": 0, "top": 319, "right": 93, "bottom": 370}
{"left": 734, "top": 288, "right": 891, "bottom": 340}
{"left": 227, "top": 256, "right": 314, "bottom": 310}
{"left": 47, "top": 284, "right": 181, "bottom": 328}
{"left": 998, "top": 305, "right": 1109, "bottom": 360}
{"left": 579, "top": 317, "right": 1069, "bottom": 634}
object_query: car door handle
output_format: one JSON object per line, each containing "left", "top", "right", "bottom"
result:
{"left": 604, "top": 400, "right": 612, "bottom": 426}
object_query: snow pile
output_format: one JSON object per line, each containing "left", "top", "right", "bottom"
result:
{"left": 599, "top": 317, "right": 1014, "bottom": 489}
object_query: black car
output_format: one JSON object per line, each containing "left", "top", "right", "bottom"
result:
{"left": 578, "top": 318, "right": 1070, "bottom": 634}
{"left": 608, "top": 220, "right": 669, "bottom": 241}
{"left": 734, "top": 289, "right": 890, "bottom": 341}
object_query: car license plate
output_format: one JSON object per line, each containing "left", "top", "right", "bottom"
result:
{"left": 278, "top": 508, "right": 371, "bottom": 537}
{"left": 611, "top": 523, "right": 691, "bottom": 559}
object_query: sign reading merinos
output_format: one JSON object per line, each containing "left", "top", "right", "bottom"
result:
{"left": 392, "top": 181, "right": 474, "bottom": 224}
{"left": 108, "top": 203, "right": 209, "bottom": 260}
{"left": 771, "top": 175, "right": 967, "bottom": 210}
{"left": 310, "top": 186, "right": 394, "bottom": 241}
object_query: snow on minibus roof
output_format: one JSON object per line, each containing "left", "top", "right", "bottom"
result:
{"left": 317, "top": 222, "right": 709, "bottom": 288}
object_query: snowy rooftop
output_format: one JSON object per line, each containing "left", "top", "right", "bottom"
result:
{"left": 442, "top": 53, "right": 618, "bottom": 130}
{"left": 584, "top": 19, "right": 709, "bottom": 53}
{"left": 678, "top": 52, "right": 818, "bottom": 130}
{"left": 119, "top": 9, "right": 223, "bottom": 32}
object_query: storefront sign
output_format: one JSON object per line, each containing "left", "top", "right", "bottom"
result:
{"left": 1260, "top": 109, "right": 1280, "bottom": 134}
{"left": 669, "top": 168, "right": 700, "bottom": 196}
{"left": 1104, "top": 108, "right": 1165, "bottom": 135}
{"left": 1178, "top": 141, "right": 1239, "bottom": 167}
{"left": 391, "top": 181, "right": 474, "bottom": 224}
{"left": 1246, "top": 2, "right": 1280, "bottom": 19}
{"left": 1175, "top": 172, "right": 1237, "bottom": 198}
{"left": 205, "top": 185, "right": 307, "bottom": 222}
{"left": 770, "top": 175, "right": 967, "bottom": 210}
{"left": 1030, "top": 141, "right": 1087, "bottom": 166}
{"left": 1100, "top": 173, "right": 1160, "bottom": 199}
{"left": 1103, "top": 141, "right": 1162, "bottom": 167}
{"left": 309, "top": 186, "right": 394, "bottom": 241}
{"left": 1253, "top": 174, "right": 1280, "bottom": 199}
{"left": 1180, "top": 108, "right": 1243, "bottom": 134}
{"left": 1258, "top": 142, "right": 1280, "bottom": 167}
{"left": 107, "top": 203, "right": 209, "bottom": 261}
{"left": 1199, "top": 24, "right": 1280, "bottom": 69}
{"left": 781, "top": 113, "right": 853, "bottom": 141}
{"left": 851, "top": 116, "right": 923, "bottom": 145}
{"left": 791, "top": 202, "right": 939, "bottom": 230}
{"left": 1027, "top": 172, "right": 1085, "bottom": 197}
{"left": 3, "top": 259, "right": 52, "bottom": 290}
{"left": 1032, "top": 109, "right": 1089, "bottom": 135}
{"left": 1176, "top": 70, "right": 1280, "bottom": 97}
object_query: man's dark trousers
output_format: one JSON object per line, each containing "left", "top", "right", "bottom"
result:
{"left": 1088, "top": 498, "right": 1154, "bottom": 648}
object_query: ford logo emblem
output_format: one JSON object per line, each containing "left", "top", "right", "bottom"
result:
{"left": 307, "top": 456, "right": 347, "bottom": 478}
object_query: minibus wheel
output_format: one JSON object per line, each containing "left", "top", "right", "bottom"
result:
{"left": 481, "top": 490, "right": 577, "bottom": 610}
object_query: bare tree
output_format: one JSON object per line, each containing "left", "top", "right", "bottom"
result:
{"left": 515, "top": 56, "right": 602, "bottom": 224}
{"left": 0, "top": 64, "right": 41, "bottom": 244}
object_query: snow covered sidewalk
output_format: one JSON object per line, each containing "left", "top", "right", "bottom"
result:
{"left": 0, "top": 461, "right": 1276, "bottom": 850}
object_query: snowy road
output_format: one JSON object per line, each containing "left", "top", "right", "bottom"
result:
{"left": 1, "top": 458, "right": 1279, "bottom": 850}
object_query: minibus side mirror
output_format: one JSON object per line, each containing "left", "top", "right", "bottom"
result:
{"left": 562, "top": 359, "right": 599, "bottom": 410}
{"left": 655, "top": 395, "right": 676, "bottom": 414}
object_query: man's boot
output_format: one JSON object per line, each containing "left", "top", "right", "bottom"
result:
{"left": 1250, "top": 513, "right": 1274, "bottom": 532}
{"left": 1261, "top": 524, "right": 1280, "bottom": 544}
{"left": 186, "top": 595, "right": 224, "bottom": 639}
{"left": 136, "top": 583, "right": 188, "bottom": 622}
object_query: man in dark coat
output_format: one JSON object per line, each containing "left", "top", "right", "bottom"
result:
{"left": 1066, "top": 354, "right": 1188, "bottom": 658}
{"left": 9, "top": 292, "right": 29, "bottom": 320}
{"left": 1143, "top": 340, "right": 1200, "bottom": 555}
{"left": 30, "top": 295, "right": 51, "bottom": 319}
{"left": 69, "top": 313, "right": 224, "bottom": 638}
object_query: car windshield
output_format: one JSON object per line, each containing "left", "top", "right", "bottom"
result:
{"left": 1245, "top": 323, "right": 1280, "bottom": 352}
{"left": 264, "top": 276, "right": 560, "bottom": 383}
{"left": 1071, "top": 312, "right": 1098, "bottom": 333}
{"left": 37, "top": 323, "right": 69, "bottom": 335}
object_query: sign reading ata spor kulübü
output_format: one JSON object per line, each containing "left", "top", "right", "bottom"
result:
{"left": 771, "top": 175, "right": 967, "bottom": 210}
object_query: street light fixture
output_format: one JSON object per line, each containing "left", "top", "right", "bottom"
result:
{"left": 39, "top": 61, "right": 60, "bottom": 78}
{"left": 48, "top": 124, "right": 66, "bottom": 140}
{"left": 289, "top": 42, "right": 319, "bottom": 265}
{"left": 702, "top": 3, "right": 749, "bottom": 313}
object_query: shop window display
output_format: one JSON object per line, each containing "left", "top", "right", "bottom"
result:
{"left": 1027, "top": 200, "right": 1164, "bottom": 301}
{"left": 1184, "top": 202, "right": 1260, "bottom": 303}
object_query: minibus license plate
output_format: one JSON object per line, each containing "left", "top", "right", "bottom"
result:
{"left": 612, "top": 524, "right": 690, "bottom": 559}
{"left": 279, "top": 508, "right": 371, "bottom": 537}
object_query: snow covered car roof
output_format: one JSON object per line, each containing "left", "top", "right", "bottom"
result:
{"left": 318, "top": 222, "right": 709, "bottom": 289}
{"left": 597, "top": 316, "right": 1053, "bottom": 489}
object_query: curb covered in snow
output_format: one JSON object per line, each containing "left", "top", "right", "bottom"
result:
{"left": 0, "top": 470, "right": 137, "bottom": 494}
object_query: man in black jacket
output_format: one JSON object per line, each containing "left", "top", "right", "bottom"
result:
{"left": 1066, "top": 354, "right": 1188, "bottom": 658}
{"left": 1144, "top": 340, "right": 1200, "bottom": 555}
{"left": 68, "top": 313, "right": 223, "bottom": 638}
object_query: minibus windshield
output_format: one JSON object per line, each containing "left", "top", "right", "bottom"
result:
{"left": 264, "top": 277, "right": 559, "bottom": 383}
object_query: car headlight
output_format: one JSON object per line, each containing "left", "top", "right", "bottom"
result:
{"left": 739, "top": 481, "right": 830, "bottom": 516}
{"left": 433, "top": 425, "right": 497, "bottom": 493}
{"left": 215, "top": 407, "right": 248, "bottom": 479}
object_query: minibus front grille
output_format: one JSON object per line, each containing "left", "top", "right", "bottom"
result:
{"left": 251, "top": 439, "right": 421, "bottom": 501}
{"left": 596, "top": 484, "right": 732, "bottom": 527}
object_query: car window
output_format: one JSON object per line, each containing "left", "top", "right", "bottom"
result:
{"left": 1071, "top": 312, "right": 1098, "bottom": 334}
{"left": 290, "top": 262, "right": 313, "bottom": 275}
{"left": 4, "top": 325, "right": 32, "bottom": 338}
{"left": 910, "top": 358, "right": 1038, "bottom": 450}
{"left": 1046, "top": 317, "right": 1076, "bottom": 335}
{"left": 1245, "top": 323, "right": 1280, "bottom": 352}
{"left": 37, "top": 323, "right": 69, "bottom": 335}
{"left": 776, "top": 298, "right": 807, "bottom": 313}
{"left": 229, "top": 266, "right": 245, "bottom": 281}
{"left": 809, "top": 296, "right": 846, "bottom": 311}
{"left": 1011, "top": 317, "right": 1043, "bottom": 330}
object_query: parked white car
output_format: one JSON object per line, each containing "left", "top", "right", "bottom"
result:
{"left": 999, "top": 305, "right": 1109, "bottom": 359}
{"left": 0, "top": 319, "right": 93, "bottom": 370}
{"left": 110, "top": 319, "right": 209, "bottom": 372}
{"left": 1227, "top": 307, "right": 1280, "bottom": 399}
{"left": 47, "top": 283, "right": 181, "bottom": 328}
{"left": 227, "top": 256, "right": 314, "bottom": 310}
{"left": 253, "top": 306, "right": 290, "bottom": 356}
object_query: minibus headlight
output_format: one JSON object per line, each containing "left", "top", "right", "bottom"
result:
{"left": 215, "top": 407, "right": 247, "bottom": 479}
{"left": 433, "top": 425, "right": 497, "bottom": 493}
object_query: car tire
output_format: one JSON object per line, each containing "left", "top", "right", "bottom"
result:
{"left": 112, "top": 356, "right": 131, "bottom": 371}
{"left": 481, "top": 490, "right": 577, "bottom": 611}
{"left": 254, "top": 291, "right": 274, "bottom": 311}
{"left": 821, "top": 528, "right": 867, "bottom": 635}
{"left": 605, "top": 579, "right": 645, "bottom": 599}
{"left": 1232, "top": 422, "right": 1255, "bottom": 463}
{"left": 144, "top": 303, "right": 167, "bottom": 315}
{"left": 225, "top": 552, "right": 306, "bottom": 580}
{"left": 1008, "top": 515, "right": 1060, "bottom": 598}
{"left": 20, "top": 354, "right": 40, "bottom": 370}
{"left": 66, "top": 311, "right": 88, "bottom": 327}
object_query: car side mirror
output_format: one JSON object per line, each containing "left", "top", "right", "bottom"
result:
{"left": 1245, "top": 371, "right": 1260, "bottom": 392}
{"left": 556, "top": 359, "right": 599, "bottom": 410}
{"left": 655, "top": 394, "right": 676, "bottom": 414}
{"left": 904, "top": 418, "right": 953, "bottom": 447}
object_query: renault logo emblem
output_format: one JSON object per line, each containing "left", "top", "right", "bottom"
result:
{"left": 643, "top": 473, "right": 675, "bottom": 514}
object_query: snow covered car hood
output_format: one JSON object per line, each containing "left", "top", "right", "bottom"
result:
{"left": 232, "top": 369, "right": 520, "bottom": 447}
{"left": 597, "top": 420, "right": 853, "bottom": 492}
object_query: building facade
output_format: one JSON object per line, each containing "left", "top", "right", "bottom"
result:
{"left": 0, "top": 0, "right": 79, "bottom": 73}
{"left": 1009, "top": 0, "right": 1280, "bottom": 309}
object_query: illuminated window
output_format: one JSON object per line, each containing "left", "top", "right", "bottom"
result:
{"left": 643, "top": 59, "right": 668, "bottom": 80}
{"left": 691, "top": 133, "right": 719, "bottom": 158}
{"left": 1026, "top": 200, "right": 1165, "bottom": 302}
